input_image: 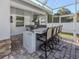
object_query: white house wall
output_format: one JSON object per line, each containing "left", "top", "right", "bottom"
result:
{"left": 10, "top": 7, "right": 33, "bottom": 35}
{"left": 10, "top": 0, "right": 48, "bottom": 35}
{"left": 0, "top": 0, "right": 10, "bottom": 40}
{"left": 24, "top": 11, "right": 33, "bottom": 25}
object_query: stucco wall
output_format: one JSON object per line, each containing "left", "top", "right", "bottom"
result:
{"left": 10, "top": 7, "right": 33, "bottom": 35}
{"left": 0, "top": 0, "right": 10, "bottom": 40}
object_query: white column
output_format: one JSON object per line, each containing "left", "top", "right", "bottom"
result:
{"left": 0, "top": 0, "right": 10, "bottom": 40}
{"left": 59, "top": 16, "right": 61, "bottom": 25}
{"left": 45, "top": 14, "right": 47, "bottom": 24}
{"left": 45, "top": 15, "right": 48, "bottom": 25}
{"left": 73, "top": 14, "right": 77, "bottom": 42}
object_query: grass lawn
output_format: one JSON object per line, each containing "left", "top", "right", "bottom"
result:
{"left": 59, "top": 32, "right": 79, "bottom": 39}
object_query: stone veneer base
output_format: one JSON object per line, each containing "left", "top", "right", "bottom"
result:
{"left": 0, "top": 39, "right": 11, "bottom": 59}
{"left": 0, "top": 34, "right": 23, "bottom": 59}
{"left": 11, "top": 34, "right": 23, "bottom": 51}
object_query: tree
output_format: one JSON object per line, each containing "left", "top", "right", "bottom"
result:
{"left": 53, "top": 7, "right": 73, "bottom": 23}
{"left": 54, "top": 7, "right": 72, "bottom": 15}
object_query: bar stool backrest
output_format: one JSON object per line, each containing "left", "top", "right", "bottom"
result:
{"left": 47, "top": 28, "right": 52, "bottom": 40}
{"left": 59, "top": 25, "right": 63, "bottom": 33}
{"left": 56, "top": 26, "right": 59, "bottom": 34}
{"left": 52, "top": 27, "right": 57, "bottom": 36}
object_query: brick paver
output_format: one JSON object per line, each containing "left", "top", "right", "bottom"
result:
{"left": 2, "top": 39, "right": 79, "bottom": 59}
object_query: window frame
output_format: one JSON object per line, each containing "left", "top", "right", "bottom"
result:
{"left": 16, "top": 16, "right": 24, "bottom": 27}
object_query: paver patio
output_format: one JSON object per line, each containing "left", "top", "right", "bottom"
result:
{"left": 3, "top": 39, "right": 79, "bottom": 59}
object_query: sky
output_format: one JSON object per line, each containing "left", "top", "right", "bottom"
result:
{"left": 46, "top": 0, "right": 79, "bottom": 13}
{"left": 31, "top": 0, "right": 79, "bottom": 13}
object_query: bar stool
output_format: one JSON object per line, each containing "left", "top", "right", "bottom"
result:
{"left": 37, "top": 28, "right": 53, "bottom": 59}
{"left": 49, "top": 26, "right": 62, "bottom": 51}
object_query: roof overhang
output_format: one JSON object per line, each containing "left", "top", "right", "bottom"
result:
{"left": 10, "top": 1, "right": 46, "bottom": 15}
{"left": 22, "top": 0, "right": 53, "bottom": 14}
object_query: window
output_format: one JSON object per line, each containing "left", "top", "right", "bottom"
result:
{"left": 16, "top": 16, "right": 24, "bottom": 27}
{"left": 32, "top": 15, "right": 39, "bottom": 25}
{"left": 53, "top": 17, "right": 59, "bottom": 23}
{"left": 61, "top": 16, "right": 73, "bottom": 23}
{"left": 32, "top": 15, "right": 38, "bottom": 22}
{"left": 48, "top": 14, "right": 52, "bottom": 23}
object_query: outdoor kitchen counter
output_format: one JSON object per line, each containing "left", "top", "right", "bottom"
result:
{"left": 23, "top": 28, "right": 47, "bottom": 53}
